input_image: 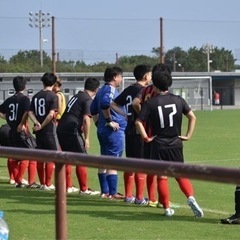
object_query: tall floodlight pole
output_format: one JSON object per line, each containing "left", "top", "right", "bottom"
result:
{"left": 203, "top": 43, "right": 214, "bottom": 72}
{"left": 29, "top": 10, "right": 51, "bottom": 67}
{"left": 160, "top": 17, "right": 164, "bottom": 63}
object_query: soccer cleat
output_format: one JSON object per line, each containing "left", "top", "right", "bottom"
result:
{"left": 221, "top": 214, "right": 240, "bottom": 224}
{"left": 187, "top": 196, "right": 204, "bottom": 218}
{"left": 80, "top": 188, "right": 100, "bottom": 196}
{"left": 109, "top": 192, "right": 125, "bottom": 200}
{"left": 135, "top": 197, "right": 148, "bottom": 205}
{"left": 164, "top": 208, "right": 175, "bottom": 217}
{"left": 67, "top": 186, "right": 79, "bottom": 193}
{"left": 9, "top": 179, "right": 15, "bottom": 185}
{"left": 15, "top": 183, "right": 27, "bottom": 188}
{"left": 148, "top": 200, "right": 158, "bottom": 207}
{"left": 101, "top": 193, "right": 110, "bottom": 198}
{"left": 124, "top": 196, "right": 136, "bottom": 203}
{"left": 27, "top": 182, "right": 41, "bottom": 189}
{"left": 44, "top": 184, "right": 55, "bottom": 191}
{"left": 21, "top": 178, "right": 29, "bottom": 185}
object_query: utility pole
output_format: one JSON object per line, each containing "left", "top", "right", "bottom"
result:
{"left": 160, "top": 17, "right": 164, "bottom": 63}
{"left": 51, "top": 16, "right": 56, "bottom": 73}
{"left": 29, "top": 10, "right": 51, "bottom": 67}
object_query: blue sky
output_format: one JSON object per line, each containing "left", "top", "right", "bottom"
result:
{"left": 1, "top": 0, "right": 240, "bottom": 63}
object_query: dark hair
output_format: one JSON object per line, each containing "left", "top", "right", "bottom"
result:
{"left": 152, "top": 70, "right": 172, "bottom": 91}
{"left": 84, "top": 77, "right": 100, "bottom": 91}
{"left": 104, "top": 66, "right": 123, "bottom": 83}
{"left": 133, "top": 64, "right": 151, "bottom": 81}
{"left": 55, "top": 79, "right": 62, "bottom": 87}
{"left": 41, "top": 72, "right": 57, "bottom": 87}
{"left": 152, "top": 63, "right": 171, "bottom": 75}
{"left": 13, "top": 76, "right": 26, "bottom": 92}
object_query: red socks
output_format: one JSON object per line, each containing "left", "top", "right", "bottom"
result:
{"left": 76, "top": 166, "right": 88, "bottom": 191}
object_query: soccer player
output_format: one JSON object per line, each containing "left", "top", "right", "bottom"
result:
{"left": 0, "top": 76, "right": 38, "bottom": 188}
{"left": 52, "top": 78, "right": 77, "bottom": 193}
{"left": 220, "top": 187, "right": 240, "bottom": 224}
{"left": 132, "top": 63, "right": 169, "bottom": 207}
{"left": 90, "top": 66, "right": 127, "bottom": 199}
{"left": 135, "top": 67, "right": 204, "bottom": 217}
{"left": 28, "top": 72, "right": 59, "bottom": 190}
{"left": 111, "top": 64, "right": 151, "bottom": 205}
{"left": 52, "top": 78, "right": 66, "bottom": 123}
{"left": 57, "top": 77, "right": 100, "bottom": 195}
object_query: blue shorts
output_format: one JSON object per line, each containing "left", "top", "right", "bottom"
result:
{"left": 97, "top": 129, "right": 124, "bottom": 157}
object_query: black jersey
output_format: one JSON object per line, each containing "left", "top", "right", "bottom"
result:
{"left": 137, "top": 93, "right": 191, "bottom": 149}
{"left": 30, "top": 90, "right": 58, "bottom": 135}
{"left": 57, "top": 91, "right": 92, "bottom": 135}
{"left": 0, "top": 93, "right": 30, "bottom": 130}
{"left": 114, "top": 83, "right": 144, "bottom": 134}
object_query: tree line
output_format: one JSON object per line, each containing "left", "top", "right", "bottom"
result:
{"left": 0, "top": 46, "right": 238, "bottom": 73}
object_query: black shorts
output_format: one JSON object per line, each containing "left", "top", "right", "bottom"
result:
{"left": 150, "top": 143, "right": 184, "bottom": 163}
{"left": 35, "top": 134, "right": 60, "bottom": 151}
{"left": 125, "top": 133, "right": 144, "bottom": 158}
{"left": 57, "top": 132, "right": 86, "bottom": 154}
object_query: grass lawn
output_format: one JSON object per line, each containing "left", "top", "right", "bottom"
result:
{"left": 0, "top": 110, "right": 240, "bottom": 239}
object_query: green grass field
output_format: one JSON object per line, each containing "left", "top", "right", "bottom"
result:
{"left": 1, "top": 110, "right": 240, "bottom": 240}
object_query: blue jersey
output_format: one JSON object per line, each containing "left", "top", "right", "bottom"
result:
{"left": 90, "top": 83, "right": 127, "bottom": 133}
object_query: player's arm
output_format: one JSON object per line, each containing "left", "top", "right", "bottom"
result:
{"left": 135, "top": 119, "right": 155, "bottom": 143}
{"left": 132, "top": 96, "right": 141, "bottom": 114}
{"left": 40, "top": 110, "right": 56, "bottom": 129}
{"left": 110, "top": 101, "right": 127, "bottom": 119}
{"left": 83, "top": 114, "right": 91, "bottom": 150}
{"left": 28, "top": 111, "right": 41, "bottom": 130}
{"left": 92, "top": 114, "right": 98, "bottom": 126}
{"left": 102, "top": 108, "right": 120, "bottom": 131}
{"left": 178, "top": 110, "right": 196, "bottom": 141}
{"left": 17, "top": 112, "right": 29, "bottom": 132}
{"left": 56, "top": 92, "right": 62, "bottom": 115}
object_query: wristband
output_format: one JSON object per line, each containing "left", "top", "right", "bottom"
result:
{"left": 105, "top": 117, "right": 112, "bottom": 123}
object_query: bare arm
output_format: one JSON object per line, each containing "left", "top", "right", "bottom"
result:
{"left": 132, "top": 97, "right": 141, "bottom": 114}
{"left": 135, "top": 120, "right": 155, "bottom": 143}
{"left": 17, "top": 112, "right": 29, "bottom": 132}
{"left": 178, "top": 110, "right": 196, "bottom": 141}
{"left": 110, "top": 101, "right": 127, "bottom": 119}
{"left": 83, "top": 114, "right": 91, "bottom": 150}
{"left": 28, "top": 111, "right": 41, "bottom": 130}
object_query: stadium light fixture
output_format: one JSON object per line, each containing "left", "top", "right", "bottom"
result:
{"left": 29, "top": 10, "right": 51, "bottom": 67}
{"left": 203, "top": 43, "right": 214, "bottom": 72}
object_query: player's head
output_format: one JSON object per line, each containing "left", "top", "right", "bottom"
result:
{"left": 52, "top": 78, "right": 62, "bottom": 93}
{"left": 133, "top": 64, "right": 151, "bottom": 82}
{"left": 104, "top": 66, "right": 123, "bottom": 83}
{"left": 41, "top": 72, "right": 57, "bottom": 87}
{"left": 84, "top": 77, "right": 100, "bottom": 92}
{"left": 13, "top": 76, "right": 26, "bottom": 92}
{"left": 152, "top": 63, "right": 171, "bottom": 75}
{"left": 152, "top": 68, "right": 172, "bottom": 91}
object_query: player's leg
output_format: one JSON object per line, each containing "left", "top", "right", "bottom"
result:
{"left": 221, "top": 185, "right": 240, "bottom": 224}
{"left": 144, "top": 142, "right": 157, "bottom": 206}
{"left": 7, "top": 158, "right": 16, "bottom": 184}
{"left": 106, "top": 131, "right": 124, "bottom": 199}
{"left": 15, "top": 160, "right": 29, "bottom": 187}
{"left": 97, "top": 132, "right": 109, "bottom": 197}
{"left": 124, "top": 134, "right": 135, "bottom": 201}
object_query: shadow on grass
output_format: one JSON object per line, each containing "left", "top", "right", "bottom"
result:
{"left": 1, "top": 182, "right": 218, "bottom": 225}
